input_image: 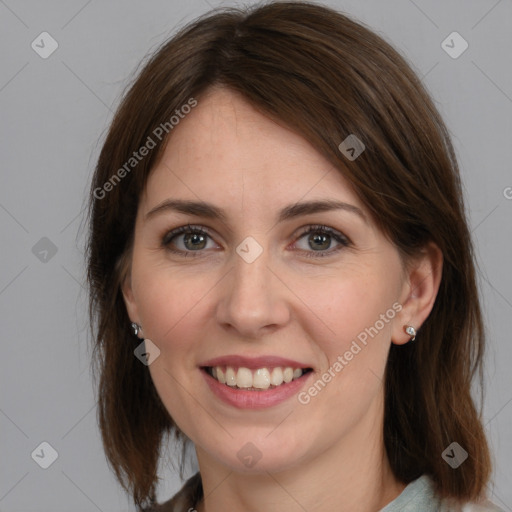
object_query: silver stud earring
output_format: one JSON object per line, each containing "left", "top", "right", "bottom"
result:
{"left": 404, "top": 325, "right": 416, "bottom": 341}
{"left": 131, "top": 322, "right": 142, "bottom": 337}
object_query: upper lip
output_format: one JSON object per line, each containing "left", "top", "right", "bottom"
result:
{"left": 199, "top": 355, "right": 312, "bottom": 370}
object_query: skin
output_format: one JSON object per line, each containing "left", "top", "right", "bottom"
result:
{"left": 122, "top": 87, "right": 443, "bottom": 512}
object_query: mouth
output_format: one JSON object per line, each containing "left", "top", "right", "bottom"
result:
{"left": 201, "top": 365, "right": 313, "bottom": 391}
{"left": 198, "top": 355, "right": 315, "bottom": 408}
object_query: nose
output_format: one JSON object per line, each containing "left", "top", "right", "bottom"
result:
{"left": 215, "top": 246, "right": 291, "bottom": 339}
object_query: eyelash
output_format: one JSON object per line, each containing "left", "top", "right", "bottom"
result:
{"left": 161, "top": 223, "right": 351, "bottom": 259}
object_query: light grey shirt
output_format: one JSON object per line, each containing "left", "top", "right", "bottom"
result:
{"left": 379, "top": 475, "right": 504, "bottom": 512}
{"left": 152, "top": 472, "right": 505, "bottom": 511}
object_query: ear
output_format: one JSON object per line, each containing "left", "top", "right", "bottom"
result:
{"left": 120, "top": 254, "right": 140, "bottom": 326}
{"left": 392, "top": 242, "right": 443, "bottom": 345}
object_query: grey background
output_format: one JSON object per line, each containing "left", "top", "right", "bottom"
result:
{"left": 1, "top": 0, "right": 511, "bottom": 510}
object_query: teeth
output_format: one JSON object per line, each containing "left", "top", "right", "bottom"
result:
{"left": 270, "top": 367, "right": 284, "bottom": 386}
{"left": 208, "top": 365, "right": 308, "bottom": 390}
{"left": 225, "top": 367, "right": 237, "bottom": 386}
{"left": 236, "top": 367, "right": 253, "bottom": 388}
{"left": 216, "top": 367, "right": 226, "bottom": 384}
{"left": 253, "top": 368, "right": 271, "bottom": 389}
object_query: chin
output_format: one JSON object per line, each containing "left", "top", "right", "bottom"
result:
{"left": 201, "top": 435, "right": 310, "bottom": 475}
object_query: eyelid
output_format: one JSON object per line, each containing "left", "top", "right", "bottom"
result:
{"left": 161, "top": 224, "right": 215, "bottom": 246}
{"left": 161, "top": 224, "right": 222, "bottom": 259}
{"left": 161, "top": 223, "right": 351, "bottom": 258}
{"left": 294, "top": 224, "right": 351, "bottom": 244}
{"left": 291, "top": 224, "right": 351, "bottom": 258}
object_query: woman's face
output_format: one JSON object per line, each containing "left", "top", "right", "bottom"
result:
{"left": 123, "top": 87, "right": 413, "bottom": 473}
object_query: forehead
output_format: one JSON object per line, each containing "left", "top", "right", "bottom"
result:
{"left": 142, "top": 88, "right": 365, "bottom": 216}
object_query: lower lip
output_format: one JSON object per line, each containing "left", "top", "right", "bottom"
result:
{"left": 201, "top": 369, "right": 312, "bottom": 409}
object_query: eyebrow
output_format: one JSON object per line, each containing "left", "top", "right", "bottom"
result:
{"left": 145, "top": 198, "right": 367, "bottom": 225}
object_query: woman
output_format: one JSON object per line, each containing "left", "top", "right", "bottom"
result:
{"left": 86, "top": 2, "right": 503, "bottom": 511}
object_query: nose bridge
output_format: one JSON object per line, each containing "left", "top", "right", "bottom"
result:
{"left": 216, "top": 238, "right": 289, "bottom": 336}
{"left": 233, "top": 245, "right": 269, "bottom": 298}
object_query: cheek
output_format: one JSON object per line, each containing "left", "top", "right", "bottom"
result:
{"left": 292, "top": 265, "right": 399, "bottom": 358}
{"left": 133, "top": 268, "right": 216, "bottom": 428}
{"left": 293, "top": 271, "right": 397, "bottom": 430}
{"left": 132, "top": 262, "right": 219, "bottom": 362}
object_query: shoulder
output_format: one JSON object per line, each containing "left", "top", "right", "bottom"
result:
{"left": 148, "top": 472, "right": 505, "bottom": 512}
{"left": 442, "top": 499, "right": 506, "bottom": 512}
{"left": 380, "top": 475, "right": 505, "bottom": 512}
{"left": 433, "top": 478, "right": 505, "bottom": 512}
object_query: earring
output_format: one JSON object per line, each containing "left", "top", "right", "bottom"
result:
{"left": 131, "top": 322, "right": 142, "bottom": 337}
{"left": 404, "top": 325, "right": 416, "bottom": 341}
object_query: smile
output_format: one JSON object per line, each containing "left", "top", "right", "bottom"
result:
{"left": 204, "top": 366, "right": 313, "bottom": 390}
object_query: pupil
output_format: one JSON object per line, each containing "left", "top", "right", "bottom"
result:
{"left": 182, "top": 231, "right": 331, "bottom": 251}
{"left": 185, "top": 233, "right": 206, "bottom": 250}
{"left": 310, "top": 233, "right": 330, "bottom": 250}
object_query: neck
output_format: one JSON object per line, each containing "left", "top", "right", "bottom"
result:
{"left": 195, "top": 393, "right": 405, "bottom": 512}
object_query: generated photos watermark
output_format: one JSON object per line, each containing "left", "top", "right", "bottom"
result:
{"left": 93, "top": 97, "right": 198, "bottom": 200}
{"left": 442, "top": 442, "right": 468, "bottom": 469}
{"left": 338, "top": 134, "right": 365, "bottom": 161}
{"left": 298, "top": 302, "right": 402, "bottom": 404}
{"left": 237, "top": 441, "right": 263, "bottom": 468}
{"left": 134, "top": 339, "right": 161, "bottom": 366}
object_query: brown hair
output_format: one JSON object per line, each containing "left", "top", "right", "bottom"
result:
{"left": 86, "top": 1, "right": 491, "bottom": 508}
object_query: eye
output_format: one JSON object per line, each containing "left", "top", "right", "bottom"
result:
{"left": 162, "top": 224, "right": 219, "bottom": 256}
{"left": 292, "top": 224, "right": 351, "bottom": 258}
{"left": 162, "top": 223, "right": 351, "bottom": 259}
